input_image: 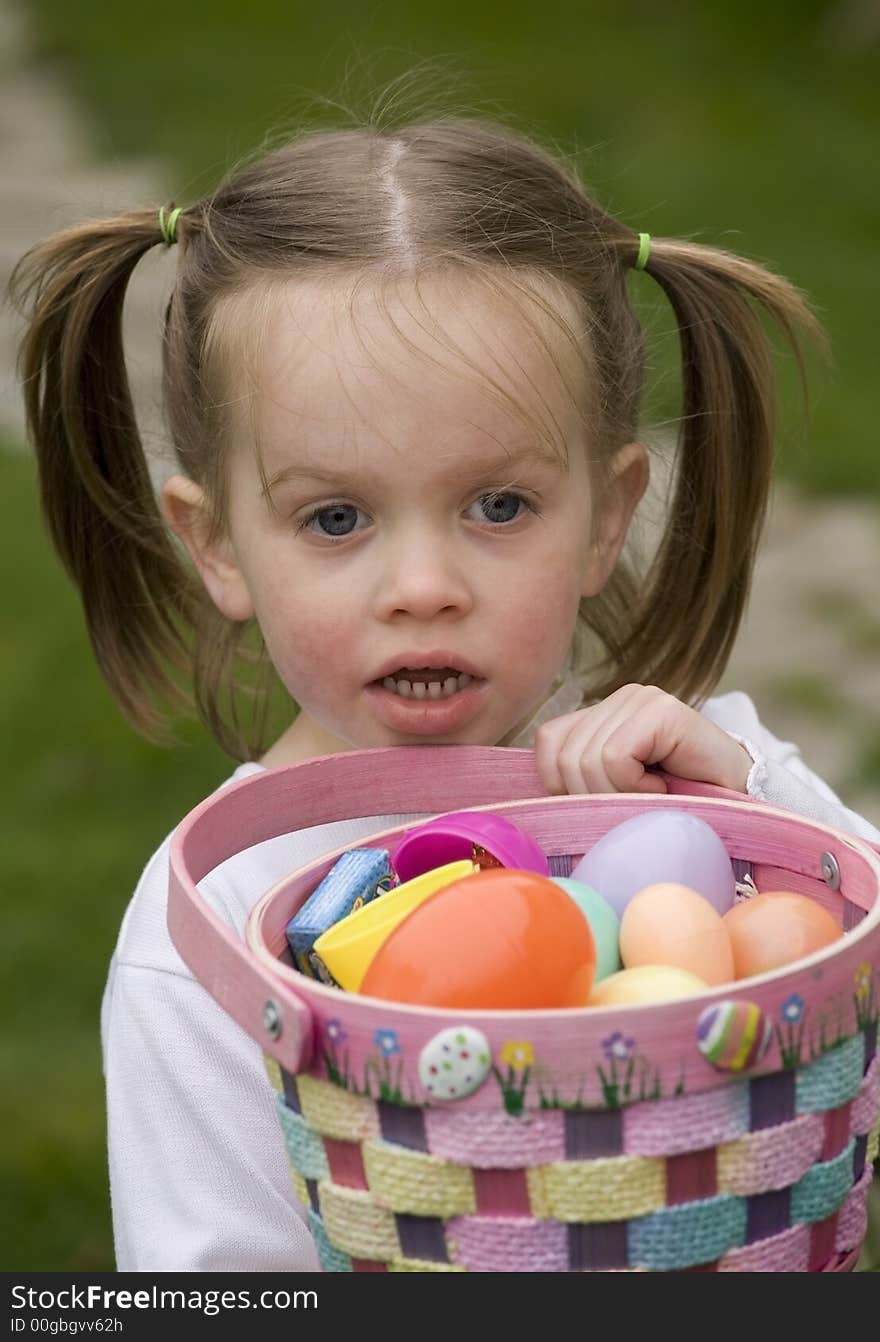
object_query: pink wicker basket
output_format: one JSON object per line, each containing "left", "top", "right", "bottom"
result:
{"left": 168, "top": 746, "right": 880, "bottom": 1272}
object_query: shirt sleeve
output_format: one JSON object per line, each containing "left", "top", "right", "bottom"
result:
{"left": 700, "top": 690, "right": 880, "bottom": 844}
{"left": 103, "top": 957, "right": 320, "bottom": 1272}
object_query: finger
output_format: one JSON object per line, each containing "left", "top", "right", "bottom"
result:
{"left": 556, "top": 685, "right": 653, "bottom": 794}
{"left": 532, "top": 709, "right": 589, "bottom": 794}
{"left": 600, "top": 693, "right": 696, "bottom": 788}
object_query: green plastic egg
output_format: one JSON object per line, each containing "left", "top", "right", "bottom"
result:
{"left": 552, "top": 877, "right": 621, "bottom": 983}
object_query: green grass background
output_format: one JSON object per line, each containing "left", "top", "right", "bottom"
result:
{"left": 3, "top": 0, "right": 878, "bottom": 1269}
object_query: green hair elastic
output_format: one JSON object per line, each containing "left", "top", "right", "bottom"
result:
{"left": 634, "top": 232, "right": 651, "bottom": 271}
{"left": 158, "top": 205, "right": 182, "bottom": 245}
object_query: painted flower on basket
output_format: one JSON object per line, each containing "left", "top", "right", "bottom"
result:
{"left": 374, "top": 1028, "right": 401, "bottom": 1057}
{"left": 781, "top": 993, "right": 805, "bottom": 1024}
{"left": 492, "top": 1040, "right": 536, "bottom": 1117}
{"left": 326, "top": 1018, "right": 347, "bottom": 1045}
{"left": 854, "top": 963, "right": 872, "bottom": 1002}
{"left": 500, "top": 1040, "right": 535, "bottom": 1071}
{"left": 603, "top": 1031, "right": 636, "bottom": 1063}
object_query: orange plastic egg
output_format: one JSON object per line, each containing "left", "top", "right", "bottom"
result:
{"left": 360, "top": 867, "right": 596, "bottom": 1009}
{"left": 619, "top": 882, "right": 735, "bottom": 987}
{"left": 723, "top": 891, "right": 842, "bottom": 979}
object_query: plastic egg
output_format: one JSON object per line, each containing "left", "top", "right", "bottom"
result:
{"left": 588, "top": 964, "right": 709, "bottom": 1006}
{"left": 551, "top": 878, "right": 621, "bottom": 983}
{"left": 392, "top": 810, "right": 549, "bottom": 882}
{"left": 570, "top": 810, "right": 736, "bottom": 918}
{"left": 723, "top": 891, "right": 842, "bottom": 979}
{"left": 620, "top": 882, "right": 735, "bottom": 986}
{"left": 697, "top": 1000, "right": 773, "bottom": 1071}
{"left": 360, "top": 867, "right": 597, "bottom": 1009}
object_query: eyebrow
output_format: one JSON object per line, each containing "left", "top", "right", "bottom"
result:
{"left": 261, "top": 444, "right": 565, "bottom": 497}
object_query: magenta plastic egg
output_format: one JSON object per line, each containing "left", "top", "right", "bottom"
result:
{"left": 570, "top": 810, "right": 735, "bottom": 918}
{"left": 392, "top": 810, "right": 549, "bottom": 883}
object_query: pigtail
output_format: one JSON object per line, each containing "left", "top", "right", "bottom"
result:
{"left": 8, "top": 210, "right": 198, "bottom": 736}
{"left": 613, "top": 238, "right": 823, "bottom": 703}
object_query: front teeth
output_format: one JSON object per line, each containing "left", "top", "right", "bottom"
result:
{"left": 381, "top": 672, "right": 473, "bottom": 699}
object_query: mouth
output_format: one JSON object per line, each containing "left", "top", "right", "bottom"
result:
{"left": 371, "top": 667, "right": 477, "bottom": 700}
{"left": 364, "top": 664, "right": 489, "bottom": 736}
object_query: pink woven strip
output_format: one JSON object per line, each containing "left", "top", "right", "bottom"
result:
{"left": 834, "top": 1164, "right": 873, "bottom": 1253}
{"left": 808, "top": 1214, "right": 839, "bottom": 1271}
{"left": 717, "top": 1222, "right": 811, "bottom": 1272}
{"left": 851, "top": 1052, "right": 880, "bottom": 1135}
{"left": 822, "top": 1103, "right": 853, "bottom": 1161}
{"left": 623, "top": 1083, "right": 749, "bottom": 1156}
{"left": 425, "top": 1108, "right": 565, "bottom": 1167}
{"left": 473, "top": 1168, "right": 532, "bottom": 1216}
{"left": 717, "top": 1113, "right": 824, "bottom": 1196}
{"left": 322, "top": 1137, "right": 368, "bottom": 1190}
{"left": 447, "top": 1214, "right": 568, "bottom": 1272}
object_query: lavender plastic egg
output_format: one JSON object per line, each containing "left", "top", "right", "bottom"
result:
{"left": 569, "top": 810, "right": 736, "bottom": 918}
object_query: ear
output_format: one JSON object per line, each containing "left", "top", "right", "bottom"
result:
{"left": 581, "top": 442, "right": 649, "bottom": 598}
{"left": 160, "top": 474, "right": 255, "bottom": 622}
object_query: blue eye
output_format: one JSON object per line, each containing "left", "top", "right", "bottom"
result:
{"left": 301, "top": 503, "right": 366, "bottom": 538}
{"left": 469, "top": 492, "right": 530, "bottom": 524}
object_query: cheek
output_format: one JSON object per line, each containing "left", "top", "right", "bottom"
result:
{"left": 250, "top": 567, "right": 360, "bottom": 696}
{"left": 485, "top": 552, "right": 583, "bottom": 682}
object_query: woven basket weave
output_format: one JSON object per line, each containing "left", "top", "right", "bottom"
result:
{"left": 168, "top": 746, "right": 880, "bottom": 1272}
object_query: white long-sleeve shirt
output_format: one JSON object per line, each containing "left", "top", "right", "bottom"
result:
{"left": 101, "top": 688, "right": 880, "bottom": 1270}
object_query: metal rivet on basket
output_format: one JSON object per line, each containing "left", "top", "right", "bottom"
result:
{"left": 820, "top": 852, "right": 841, "bottom": 890}
{"left": 262, "top": 1000, "right": 282, "bottom": 1040}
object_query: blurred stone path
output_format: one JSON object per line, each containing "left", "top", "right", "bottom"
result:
{"left": 2, "top": 0, "right": 879, "bottom": 829}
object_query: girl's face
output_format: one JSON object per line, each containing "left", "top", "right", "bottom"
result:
{"left": 166, "top": 272, "right": 645, "bottom": 762}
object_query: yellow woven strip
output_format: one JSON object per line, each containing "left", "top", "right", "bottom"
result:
{"left": 262, "top": 1054, "right": 283, "bottom": 1094}
{"left": 389, "top": 1257, "right": 466, "bottom": 1272}
{"left": 868, "top": 1119, "right": 880, "bottom": 1166}
{"left": 362, "top": 1140, "right": 476, "bottom": 1218}
{"left": 296, "top": 1074, "right": 379, "bottom": 1141}
{"left": 528, "top": 1154, "right": 665, "bottom": 1222}
{"left": 318, "top": 1180, "right": 400, "bottom": 1261}
{"left": 289, "top": 1167, "right": 310, "bottom": 1208}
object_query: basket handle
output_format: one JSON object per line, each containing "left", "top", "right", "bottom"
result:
{"left": 167, "top": 746, "right": 746, "bottom": 1070}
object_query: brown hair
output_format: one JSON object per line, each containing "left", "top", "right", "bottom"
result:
{"left": 9, "top": 112, "right": 820, "bottom": 759}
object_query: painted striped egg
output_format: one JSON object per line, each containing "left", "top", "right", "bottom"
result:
{"left": 697, "top": 999, "right": 773, "bottom": 1072}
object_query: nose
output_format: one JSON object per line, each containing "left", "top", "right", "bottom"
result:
{"left": 372, "top": 525, "right": 475, "bottom": 623}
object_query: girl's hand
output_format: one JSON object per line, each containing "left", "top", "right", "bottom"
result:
{"left": 534, "top": 684, "right": 752, "bottom": 796}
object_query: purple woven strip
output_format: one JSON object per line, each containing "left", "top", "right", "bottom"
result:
{"left": 378, "top": 1101, "right": 427, "bottom": 1151}
{"left": 396, "top": 1214, "right": 448, "bottom": 1263}
{"left": 564, "top": 1107, "right": 624, "bottom": 1158}
{"left": 280, "top": 1067, "right": 301, "bottom": 1113}
{"left": 835, "top": 1164, "right": 873, "bottom": 1253}
{"left": 425, "top": 1107, "right": 565, "bottom": 1166}
{"left": 568, "top": 1221, "right": 629, "bottom": 1271}
{"left": 851, "top": 1052, "right": 880, "bottom": 1136}
{"left": 865, "top": 1022, "right": 878, "bottom": 1072}
{"left": 719, "top": 1222, "right": 810, "bottom": 1272}
{"left": 623, "top": 1083, "right": 749, "bottom": 1156}
{"left": 447, "top": 1215, "right": 568, "bottom": 1272}
{"left": 749, "top": 1071, "right": 796, "bottom": 1130}
{"left": 853, "top": 1135, "right": 868, "bottom": 1182}
{"left": 745, "top": 1188, "right": 791, "bottom": 1243}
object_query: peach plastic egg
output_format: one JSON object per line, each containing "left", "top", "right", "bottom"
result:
{"left": 588, "top": 964, "right": 709, "bottom": 1006}
{"left": 723, "top": 891, "right": 842, "bottom": 979}
{"left": 620, "top": 882, "right": 735, "bottom": 986}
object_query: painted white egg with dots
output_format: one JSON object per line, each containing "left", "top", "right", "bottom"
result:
{"left": 418, "top": 1025, "right": 492, "bottom": 1101}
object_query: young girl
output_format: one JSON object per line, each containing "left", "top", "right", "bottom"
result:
{"left": 12, "top": 114, "right": 879, "bottom": 1271}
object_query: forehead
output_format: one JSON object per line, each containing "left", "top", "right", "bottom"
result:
{"left": 217, "top": 268, "right": 589, "bottom": 467}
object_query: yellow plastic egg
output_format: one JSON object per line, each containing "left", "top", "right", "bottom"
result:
{"left": 619, "top": 882, "right": 735, "bottom": 987}
{"left": 588, "top": 964, "right": 709, "bottom": 1006}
